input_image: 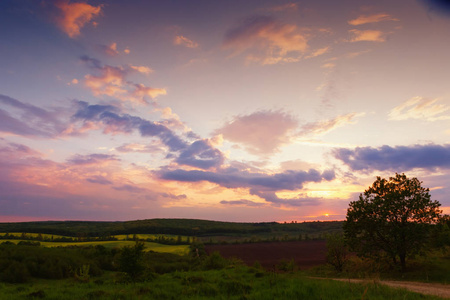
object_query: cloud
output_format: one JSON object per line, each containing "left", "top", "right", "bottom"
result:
{"left": 130, "top": 65, "right": 153, "bottom": 75}
{"left": 86, "top": 175, "right": 112, "bottom": 185}
{"left": 305, "top": 46, "right": 330, "bottom": 59}
{"left": 220, "top": 199, "right": 265, "bottom": 207}
{"left": 72, "top": 101, "right": 225, "bottom": 169}
{"left": 97, "top": 42, "right": 119, "bottom": 56}
{"left": 158, "top": 166, "right": 335, "bottom": 207}
{"left": 67, "top": 153, "right": 119, "bottom": 165}
{"left": 299, "top": 112, "right": 365, "bottom": 137}
{"left": 0, "top": 94, "right": 67, "bottom": 138}
{"left": 389, "top": 96, "right": 450, "bottom": 121}
{"left": 333, "top": 144, "right": 450, "bottom": 172}
{"left": 173, "top": 35, "right": 199, "bottom": 48}
{"left": 53, "top": 0, "right": 102, "bottom": 38}
{"left": 223, "top": 15, "right": 309, "bottom": 64}
{"left": 115, "top": 142, "right": 166, "bottom": 154}
{"left": 264, "top": 3, "right": 298, "bottom": 12}
{"left": 72, "top": 100, "right": 188, "bottom": 151}
{"left": 216, "top": 110, "right": 298, "bottom": 155}
{"left": 131, "top": 83, "right": 167, "bottom": 100}
{"left": 113, "top": 184, "right": 147, "bottom": 193}
{"left": 81, "top": 56, "right": 165, "bottom": 104}
{"left": 348, "top": 29, "right": 386, "bottom": 42}
{"left": 348, "top": 13, "right": 399, "bottom": 25}
{"left": 176, "top": 139, "right": 225, "bottom": 169}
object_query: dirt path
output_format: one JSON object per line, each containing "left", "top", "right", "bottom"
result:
{"left": 330, "top": 278, "right": 450, "bottom": 299}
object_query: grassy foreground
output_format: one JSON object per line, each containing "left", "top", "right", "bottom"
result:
{"left": 0, "top": 268, "right": 443, "bottom": 300}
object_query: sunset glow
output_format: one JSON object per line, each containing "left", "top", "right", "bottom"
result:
{"left": 1, "top": 0, "right": 449, "bottom": 222}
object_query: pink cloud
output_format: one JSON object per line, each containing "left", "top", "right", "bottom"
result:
{"left": 132, "top": 83, "right": 167, "bottom": 101}
{"left": 348, "top": 13, "right": 399, "bottom": 26}
{"left": 81, "top": 56, "right": 166, "bottom": 104}
{"left": 223, "top": 15, "right": 309, "bottom": 65}
{"left": 299, "top": 113, "right": 365, "bottom": 137}
{"left": 265, "top": 3, "right": 298, "bottom": 12}
{"left": 389, "top": 96, "right": 450, "bottom": 121}
{"left": 54, "top": 0, "right": 102, "bottom": 38}
{"left": 348, "top": 29, "right": 387, "bottom": 42}
{"left": 216, "top": 110, "right": 299, "bottom": 155}
{"left": 97, "top": 42, "right": 119, "bottom": 56}
{"left": 173, "top": 35, "right": 199, "bottom": 48}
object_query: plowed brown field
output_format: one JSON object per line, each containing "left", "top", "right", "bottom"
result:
{"left": 205, "top": 240, "right": 326, "bottom": 270}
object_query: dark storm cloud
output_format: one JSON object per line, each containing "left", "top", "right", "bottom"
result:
{"left": 333, "top": 144, "right": 450, "bottom": 171}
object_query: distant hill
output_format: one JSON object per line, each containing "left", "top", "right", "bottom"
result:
{"left": 0, "top": 219, "right": 343, "bottom": 239}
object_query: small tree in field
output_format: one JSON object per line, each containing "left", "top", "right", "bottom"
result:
{"left": 344, "top": 173, "right": 442, "bottom": 271}
{"left": 118, "top": 241, "right": 145, "bottom": 280}
{"left": 325, "top": 233, "right": 348, "bottom": 272}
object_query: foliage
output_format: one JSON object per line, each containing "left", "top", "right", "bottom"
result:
{"left": 117, "top": 241, "right": 145, "bottom": 281}
{"left": 1, "top": 268, "right": 444, "bottom": 299}
{"left": 344, "top": 173, "right": 442, "bottom": 271}
{"left": 0, "top": 219, "right": 344, "bottom": 242}
{"left": 325, "top": 233, "right": 348, "bottom": 272}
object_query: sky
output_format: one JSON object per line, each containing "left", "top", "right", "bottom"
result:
{"left": 1, "top": 0, "right": 450, "bottom": 223}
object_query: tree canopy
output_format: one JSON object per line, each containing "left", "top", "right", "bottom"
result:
{"left": 344, "top": 173, "right": 442, "bottom": 271}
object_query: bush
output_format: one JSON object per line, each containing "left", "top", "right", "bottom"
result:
{"left": 325, "top": 233, "right": 348, "bottom": 272}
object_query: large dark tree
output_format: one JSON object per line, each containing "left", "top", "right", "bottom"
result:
{"left": 344, "top": 173, "right": 442, "bottom": 271}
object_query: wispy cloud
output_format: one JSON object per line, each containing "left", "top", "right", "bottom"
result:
{"left": 348, "top": 13, "right": 399, "bottom": 26}
{"left": 305, "top": 46, "right": 330, "bottom": 59}
{"left": 389, "top": 96, "right": 450, "bottom": 121}
{"left": 0, "top": 94, "right": 67, "bottom": 138}
{"left": 333, "top": 144, "right": 450, "bottom": 172}
{"left": 67, "top": 153, "right": 119, "bottom": 166}
{"left": 348, "top": 29, "right": 387, "bottom": 42}
{"left": 223, "top": 15, "right": 309, "bottom": 65}
{"left": 299, "top": 113, "right": 365, "bottom": 137}
{"left": 220, "top": 199, "right": 265, "bottom": 207}
{"left": 173, "top": 35, "right": 199, "bottom": 48}
{"left": 264, "top": 3, "right": 298, "bottom": 12}
{"left": 97, "top": 42, "right": 119, "bottom": 56}
{"left": 53, "top": 0, "right": 102, "bottom": 38}
{"left": 216, "top": 110, "right": 299, "bottom": 155}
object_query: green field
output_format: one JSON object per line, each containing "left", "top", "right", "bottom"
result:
{"left": 0, "top": 239, "right": 189, "bottom": 255}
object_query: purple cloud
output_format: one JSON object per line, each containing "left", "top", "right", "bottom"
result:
{"left": 333, "top": 144, "right": 450, "bottom": 171}
{"left": 86, "top": 176, "right": 113, "bottom": 185}
{"left": 0, "top": 94, "right": 66, "bottom": 138}
{"left": 220, "top": 199, "right": 265, "bottom": 207}
{"left": 158, "top": 167, "right": 334, "bottom": 206}
{"left": 67, "top": 153, "right": 119, "bottom": 165}
{"left": 72, "top": 101, "right": 224, "bottom": 169}
{"left": 73, "top": 101, "right": 188, "bottom": 152}
{"left": 176, "top": 140, "right": 224, "bottom": 169}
